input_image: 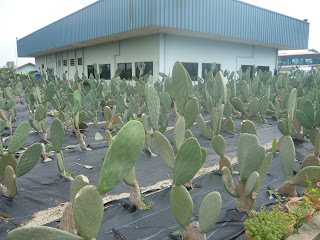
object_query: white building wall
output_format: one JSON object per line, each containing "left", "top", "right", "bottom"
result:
{"left": 160, "top": 34, "right": 277, "bottom": 78}
{"left": 13, "top": 64, "right": 36, "bottom": 74}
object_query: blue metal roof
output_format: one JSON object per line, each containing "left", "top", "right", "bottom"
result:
{"left": 17, "top": 0, "right": 309, "bottom": 57}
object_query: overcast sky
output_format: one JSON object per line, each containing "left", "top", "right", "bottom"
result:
{"left": 0, "top": 0, "right": 319, "bottom": 68}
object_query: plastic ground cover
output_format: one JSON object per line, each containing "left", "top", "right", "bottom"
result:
{"left": 0, "top": 102, "right": 312, "bottom": 240}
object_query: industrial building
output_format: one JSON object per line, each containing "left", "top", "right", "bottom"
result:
{"left": 17, "top": 0, "right": 309, "bottom": 80}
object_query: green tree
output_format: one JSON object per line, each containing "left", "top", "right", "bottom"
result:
{"left": 4, "top": 61, "right": 15, "bottom": 70}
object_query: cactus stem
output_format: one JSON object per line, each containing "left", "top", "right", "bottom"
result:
{"left": 219, "top": 156, "right": 233, "bottom": 174}
{"left": 235, "top": 180, "right": 257, "bottom": 214}
{"left": 182, "top": 221, "right": 206, "bottom": 240}
{"left": 276, "top": 180, "right": 297, "bottom": 197}
{"left": 75, "top": 128, "right": 87, "bottom": 150}
{"left": 184, "top": 180, "right": 193, "bottom": 189}
{"left": 129, "top": 181, "right": 142, "bottom": 211}
{"left": 0, "top": 110, "right": 9, "bottom": 128}
{"left": 41, "top": 143, "right": 51, "bottom": 162}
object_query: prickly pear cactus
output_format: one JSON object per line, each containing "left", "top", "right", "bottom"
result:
{"left": 15, "top": 143, "right": 42, "bottom": 177}
{"left": 172, "top": 61, "right": 189, "bottom": 116}
{"left": 98, "top": 120, "right": 145, "bottom": 194}
{"left": 8, "top": 122, "right": 30, "bottom": 154}
{"left": 50, "top": 119, "right": 64, "bottom": 153}
{"left": 70, "top": 175, "right": 90, "bottom": 205}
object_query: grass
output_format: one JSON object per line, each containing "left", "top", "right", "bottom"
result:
{"left": 140, "top": 194, "right": 153, "bottom": 210}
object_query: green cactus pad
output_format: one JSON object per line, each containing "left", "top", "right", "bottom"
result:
{"left": 50, "top": 118, "right": 64, "bottom": 153}
{"left": 217, "top": 71, "right": 227, "bottom": 104}
{"left": 260, "top": 96, "right": 269, "bottom": 118}
{"left": 293, "top": 166, "right": 320, "bottom": 186}
{"left": 16, "top": 143, "right": 42, "bottom": 177}
{"left": 8, "top": 122, "right": 30, "bottom": 154}
{"left": 185, "top": 129, "right": 193, "bottom": 139}
{"left": 73, "top": 185, "right": 104, "bottom": 240}
{"left": 104, "top": 106, "right": 112, "bottom": 122}
{"left": 286, "top": 88, "right": 297, "bottom": 134}
{"left": 0, "top": 154, "right": 17, "bottom": 185}
{"left": 172, "top": 61, "right": 189, "bottom": 116}
{"left": 200, "top": 147, "right": 207, "bottom": 166}
{"left": 35, "top": 104, "right": 45, "bottom": 121}
{"left": 5, "top": 165, "right": 17, "bottom": 197}
{"left": 153, "top": 131, "right": 175, "bottom": 169}
{"left": 240, "top": 81, "right": 249, "bottom": 102}
{"left": 199, "top": 191, "right": 222, "bottom": 233}
{"left": 196, "top": 114, "right": 207, "bottom": 135}
{"left": 224, "top": 100, "right": 233, "bottom": 119}
{"left": 170, "top": 185, "right": 193, "bottom": 229}
{"left": 275, "top": 100, "right": 280, "bottom": 119}
{"left": 212, "top": 134, "right": 226, "bottom": 157}
{"left": 245, "top": 171, "right": 259, "bottom": 197}
{"left": 0, "top": 120, "right": 6, "bottom": 133}
{"left": 174, "top": 116, "right": 185, "bottom": 152}
{"left": 146, "top": 86, "right": 160, "bottom": 130}
{"left": 231, "top": 97, "right": 245, "bottom": 113}
{"left": 296, "top": 109, "right": 313, "bottom": 130}
{"left": 300, "top": 155, "right": 320, "bottom": 169}
{"left": 184, "top": 97, "right": 199, "bottom": 129}
{"left": 310, "top": 128, "right": 319, "bottom": 146}
{"left": 8, "top": 226, "right": 84, "bottom": 240}
{"left": 0, "top": 139, "right": 3, "bottom": 156}
{"left": 83, "top": 93, "right": 93, "bottom": 112}
{"left": 221, "top": 166, "right": 238, "bottom": 197}
{"left": 98, "top": 120, "right": 145, "bottom": 194}
{"left": 140, "top": 114, "right": 148, "bottom": 134}
{"left": 225, "top": 117, "right": 235, "bottom": 134}
{"left": 256, "top": 152, "right": 273, "bottom": 192}
{"left": 123, "top": 167, "right": 136, "bottom": 186}
{"left": 173, "top": 137, "right": 202, "bottom": 186}
{"left": 240, "top": 120, "right": 257, "bottom": 136}
{"left": 277, "top": 119, "right": 287, "bottom": 136}
{"left": 279, "top": 136, "right": 295, "bottom": 180}
{"left": 44, "top": 82, "right": 56, "bottom": 102}
{"left": 238, "top": 134, "right": 265, "bottom": 182}
{"left": 70, "top": 175, "right": 90, "bottom": 205}
{"left": 251, "top": 76, "right": 260, "bottom": 97}
{"left": 248, "top": 98, "right": 261, "bottom": 118}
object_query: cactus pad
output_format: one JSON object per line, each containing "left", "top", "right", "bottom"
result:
{"left": 237, "top": 134, "right": 265, "bottom": 182}
{"left": 248, "top": 98, "right": 261, "bottom": 118}
{"left": 245, "top": 171, "right": 259, "bottom": 197}
{"left": 221, "top": 166, "right": 238, "bottom": 197}
{"left": 279, "top": 136, "right": 295, "bottom": 180}
{"left": 73, "top": 185, "right": 104, "bottom": 240}
{"left": 184, "top": 97, "right": 199, "bottom": 129}
{"left": 50, "top": 119, "right": 64, "bottom": 153}
{"left": 70, "top": 175, "right": 90, "bottom": 205}
{"left": 16, "top": 143, "right": 42, "bottom": 177}
{"left": 8, "top": 122, "right": 30, "bottom": 154}
{"left": 174, "top": 116, "right": 185, "bottom": 152}
{"left": 170, "top": 185, "right": 193, "bottom": 229}
{"left": 199, "top": 192, "right": 222, "bottom": 233}
{"left": 153, "top": 131, "right": 175, "bottom": 169}
{"left": 173, "top": 137, "right": 202, "bottom": 186}
{"left": 172, "top": 61, "right": 189, "bottom": 116}
{"left": 256, "top": 152, "right": 273, "bottom": 192}
{"left": 212, "top": 134, "right": 226, "bottom": 157}
{"left": 0, "top": 153, "right": 17, "bottom": 185}
{"left": 240, "top": 120, "right": 257, "bottom": 136}
{"left": 8, "top": 226, "right": 84, "bottom": 240}
{"left": 123, "top": 167, "right": 136, "bottom": 186}
{"left": 293, "top": 166, "right": 320, "bottom": 186}
{"left": 146, "top": 86, "right": 160, "bottom": 130}
{"left": 99, "top": 120, "right": 145, "bottom": 194}
{"left": 231, "top": 97, "right": 245, "bottom": 113}
{"left": 4, "top": 165, "right": 17, "bottom": 197}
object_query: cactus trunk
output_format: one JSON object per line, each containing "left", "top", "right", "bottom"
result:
{"left": 219, "top": 156, "right": 233, "bottom": 174}
{"left": 0, "top": 110, "right": 9, "bottom": 128}
{"left": 59, "top": 203, "right": 77, "bottom": 235}
{"left": 276, "top": 180, "right": 297, "bottom": 197}
{"left": 41, "top": 143, "right": 51, "bottom": 162}
{"left": 182, "top": 221, "right": 206, "bottom": 240}
{"left": 75, "top": 128, "right": 87, "bottom": 150}
{"left": 129, "top": 180, "right": 142, "bottom": 211}
{"left": 235, "top": 180, "right": 257, "bottom": 214}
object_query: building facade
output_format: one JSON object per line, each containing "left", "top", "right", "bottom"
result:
{"left": 17, "top": 0, "right": 309, "bottom": 80}
{"left": 8, "top": 63, "right": 36, "bottom": 75}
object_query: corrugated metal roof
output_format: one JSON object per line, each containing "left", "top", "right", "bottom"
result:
{"left": 17, "top": 0, "right": 309, "bottom": 57}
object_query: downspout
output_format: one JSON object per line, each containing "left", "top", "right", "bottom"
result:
{"left": 67, "top": 51, "right": 70, "bottom": 80}
{"left": 275, "top": 48, "right": 279, "bottom": 75}
{"left": 82, "top": 48, "right": 85, "bottom": 76}
{"left": 130, "top": 0, "right": 133, "bottom": 31}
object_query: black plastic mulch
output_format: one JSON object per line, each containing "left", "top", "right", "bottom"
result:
{"left": 0, "top": 102, "right": 314, "bottom": 240}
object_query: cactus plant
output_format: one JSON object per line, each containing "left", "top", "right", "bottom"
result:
{"left": 221, "top": 133, "right": 272, "bottom": 213}
{"left": 170, "top": 185, "right": 221, "bottom": 240}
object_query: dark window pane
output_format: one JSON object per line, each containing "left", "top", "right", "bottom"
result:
{"left": 118, "top": 63, "right": 132, "bottom": 79}
{"left": 135, "top": 62, "right": 153, "bottom": 77}
{"left": 202, "top": 63, "right": 221, "bottom": 77}
{"left": 257, "top": 66, "right": 270, "bottom": 72}
{"left": 99, "top": 64, "right": 111, "bottom": 80}
{"left": 63, "top": 60, "right": 67, "bottom": 66}
{"left": 78, "top": 58, "right": 83, "bottom": 66}
{"left": 182, "top": 62, "right": 198, "bottom": 80}
{"left": 87, "top": 65, "right": 95, "bottom": 78}
{"left": 70, "top": 59, "right": 75, "bottom": 66}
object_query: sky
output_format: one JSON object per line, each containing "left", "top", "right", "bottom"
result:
{"left": 0, "top": 0, "right": 319, "bottom": 68}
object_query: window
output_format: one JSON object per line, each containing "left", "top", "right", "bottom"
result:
{"left": 87, "top": 65, "right": 95, "bottom": 78}
{"left": 181, "top": 62, "right": 198, "bottom": 80}
{"left": 202, "top": 63, "right": 221, "bottom": 77}
{"left": 99, "top": 64, "right": 111, "bottom": 80}
{"left": 257, "top": 66, "right": 270, "bottom": 72}
{"left": 78, "top": 58, "right": 83, "bottom": 66}
{"left": 63, "top": 60, "right": 67, "bottom": 66}
{"left": 135, "top": 62, "right": 153, "bottom": 77}
{"left": 70, "top": 59, "right": 75, "bottom": 66}
{"left": 117, "top": 63, "right": 132, "bottom": 79}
